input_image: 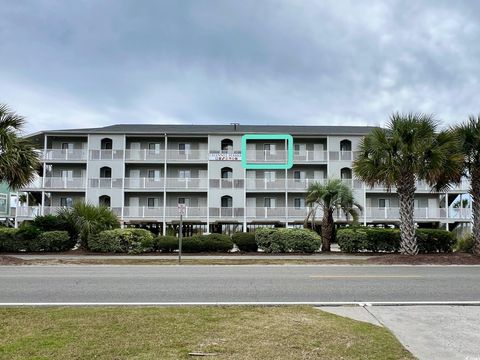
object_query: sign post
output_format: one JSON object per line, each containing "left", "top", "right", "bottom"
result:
{"left": 177, "top": 204, "right": 186, "bottom": 264}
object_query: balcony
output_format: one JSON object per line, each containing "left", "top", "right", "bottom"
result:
{"left": 89, "top": 178, "right": 123, "bottom": 189}
{"left": 365, "top": 180, "right": 470, "bottom": 192}
{"left": 328, "top": 151, "right": 361, "bottom": 161}
{"left": 166, "top": 150, "right": 208, "bottom": 162}
{"left": 209, "top": 179, "right": 244, "bottom": 189}
{"left": 89, "top": 149, "right": 124, "bottom": 160}
{"left": 293, "top": 150, "right": 328, "bottom": 162}
{"left": 125, "top": 149, "right": 165, "bottom": 161}
{"left": 165, "top": 178, "right": 208, "bottom": 190}
{"left": 21, "top": 177, "right": 87, "bottom": 190}
{"left": 125, "top": 178, "right": 164, "bottom": 190}
{"left": 42, "top": 149, "right": 88, "bottom": 161}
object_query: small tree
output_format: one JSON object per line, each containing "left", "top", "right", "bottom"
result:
{"left": 0, "top": 104, "right": 39, "bottom": 189}
{"left": 455, "top": 115, "right": 480, "bottom": 255}
{"left": 57, "top": 203, "right": 120, "bottom": 248}
{"left": 305, "top": 179, "right": 362, "bottom": 252}
{"left": 354, "top": 113, "right": 463, "bottom": 255}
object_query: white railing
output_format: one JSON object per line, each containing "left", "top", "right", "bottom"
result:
{"left": 44, "top": 177, "right": 86, "bottom": 189}
{"left": 209, "top": 179, "right": 244, "bottom": 189}
{"left": 166, "top": 150, "right": 208, "bottom": 161}
{"left": 366, "top": 180, "right": 470, "bottom": 192}
{"left": 124, "top": 178, "right": 164, "bottom": 189}
{"left": 328, "top": 151, "right": 361, "bottom": 161}
{"left": 245, "top": 150, "right": 288, "bottom": 163}
{"left": 246, "top": 178, "right": 286, "bottom": 190}
{"left": 14, "top": 206, "right": 473, "bottom": 221}
{"left": 43, "top": 149, "right": 88, "bottom": 161}
{"left": 125, "top": 149, "right": 165, "bottom": 161}
{"left": 89, "top": 178, "right": 123, "bottom": 189}
{"left": 293, "top": 150, "right": 328, "bottom": 162}
{"left": 89, "top": 149, "right": 124, "bottom": 160}
{"left": 165, "top": 178, "right": 208, "bottom": 190}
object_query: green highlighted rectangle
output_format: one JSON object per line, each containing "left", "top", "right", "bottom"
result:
{"left": 241, "top": 134, "right": 294, "bottom": 169}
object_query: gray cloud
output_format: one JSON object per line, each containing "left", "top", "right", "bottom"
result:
{"left": 1, "top": 0, "right": 479, "bottom": 132}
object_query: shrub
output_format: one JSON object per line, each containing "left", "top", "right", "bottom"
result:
{"left": 337, "top": 228, "right": 368, "bottom": 253}
{"left": 255, "top": 228, "right": 321, "bottom": 253}
{"left": 232, "top": 232, "right": 257, "bottom": 252}
{"left": 255, "top": 228, "right": 277, "bottom": 253}
{"left": 416, "top": 229, "right": 455, "bottom": 253}
{"left": 153, "top": 236, "right": 179, "bottom": 252}
{"left": 198, "top": 233, "right": 233, "bottom": 252}
{"left": 337, "top": 227, "right": 454, "bottom": 253}
{"left": 88, "top": 228, "right": 154, "bottom": 254}
{"left": 31, "top": 214, "right": 70, "bottom": 232}
{"left": 32, "top": 231, "right": 73, "bottom": 252}
{"left": 454, "top": 234, "right": 474, "bottom": 253}
{"left": 0, "top": 228, "right": 21, "bottom": 252}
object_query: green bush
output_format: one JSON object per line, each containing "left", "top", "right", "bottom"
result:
{"left": 454, "top": 234, "right": 474, "bottom": 253}
{"left": 0, "top": 228, "right": 74, "bottom": 252}
{"left": 153, "top": 236, "right": 179, "bottom": 252}
{"left": 32, "top": 231, "right": 73, "bottom": 252}
{"left": 255, "top": 228, "right": 321, "bottom": 253}
{"left": 337, "top": 228, "right": 368, "bottom": 253}
{"left": 88, "top": 228, "right": 154, "bottom": 254}
{"left": 416, "top": 229, "right": 455, "bottom": 253}
{"left": 31, "top": 214, "right": 70, "bottom": 232}
{"left": 337, "top": 227, "right": 454, "bottom": 253}
{"left": 232, "top": 232, "right": 257, "bottom": 252}
{"left": 198, "top": 233, "right": 233, "bottom": 252}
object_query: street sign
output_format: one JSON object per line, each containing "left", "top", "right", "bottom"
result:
{"left": 177, "top": 203, "right": 186, "bottom": 215}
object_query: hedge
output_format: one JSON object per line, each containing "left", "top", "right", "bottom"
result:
{"left": 87, "top": 228, "right": 154, "bottom": 254}
{"left": 255, "top": 228, "right": 321, "bottom": 253}
{"left": 454, "top": 234, "right": 474, "bottom": 253}
{"left": 232, "top": 232, "right": 257, "bottom": 252}
{"left": 154, "top": 234, "right": 233, "bottom": 253}
{"left": 0, "top": 228, "right": 74, "bottom": 252}
{"left": 337, "top": 227, "right": 455, "bottom": 253}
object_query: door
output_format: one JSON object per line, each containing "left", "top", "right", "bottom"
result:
{"left": 129, "top": 197, "right": 140, "bottom": 217}
{"left": 247, "top": 143, "right": 256, "bottom": 161}
{"left": 246, "top": 197, "right": 256, "bottom": 217}
{"left": 129, "top": 169, "right": 141, "bottom": 188}
{"left": 61, "top": 170, "right": 74, "bottom": 188}
{"left": 130, "top": 142, "right": 141, "bottom": 160}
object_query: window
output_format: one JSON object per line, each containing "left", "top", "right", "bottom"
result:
{"left": 340, "top": 168, "right": 352, "bottom": 180}
{"left": 294, "top": 198, "right": 305, "bottom": 209}
{"left": 99, "top": 195, "right": 111, "bottom": 207}
{"left": 179, "top": 143, "right": 191, "bottom": 154}
{"left": 61, "top": 170, "right": 74, "bottom": 179}
{"left": 148, "top": 170, "right": 161, "bottom": 180}
{"left": 294, "top": 143, "right": 306, "bottom": 155}
{"left": 100, "top": 166, "right": 112, "bottom": 178}
{"left": 61, "top": 143, "right": 74, "bottom": 151}
{"left": 340, "top": 139, "right": 352, "bottom": 152}
{"left": 148, "top": 143, "right": 161, "bottom": 153}
{"left": 179, "top": 170, "right": 191, "bottom": 179}
{"left": 379, "top": 199, "right": 390, "bottom": 208}
{"left": 0, "top": 194, "right": 7, "bottom": 213}
{"left": 265, "top": 171, "right": 276, "bottom": 182}
{"left": 293, "top": 170, "right": 305, "bottom": 182}
{"left": 60, "top": 197, "right": 73, "bottom": 207}
{"left": 177, "top": 197, "right": 191, "bottom": 206}
{"left": 147, "top": 198, "right": 156, "bottom": 208}
{"left": 221, "top": 167, "right": 233, "bottom": 179}
{"left": 221, "top": 139, "right": 233, "bottom": 153}
{"left": 264, "top": 197, "right": 276, "bottom": 208}
{"left": 221, "top": 195, "right": 233, "bottom": 208}
{"left": 101, "top": 138, "right": 113, "bottom": 150}
{"left": 264, "top": 143, "right": 276, "bottom": 155}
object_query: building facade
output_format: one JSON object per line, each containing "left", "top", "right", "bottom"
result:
{"left": 17, "top": 124, "right": 472, "bottom": 234}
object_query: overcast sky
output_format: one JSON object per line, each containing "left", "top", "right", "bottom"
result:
{"left": 1, "top": 0, "right": 479, "bottom": 133}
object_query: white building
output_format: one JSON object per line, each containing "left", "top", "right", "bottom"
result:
{"left": 17, "top": 124, "right": 471, "bottom": 235}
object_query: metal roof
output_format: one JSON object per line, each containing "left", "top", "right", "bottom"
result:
{"left": 30, "top": 124, "right": 378, "bottom": 136}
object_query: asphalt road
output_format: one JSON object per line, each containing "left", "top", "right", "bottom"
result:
{"left": 1, "top": 265, "right": 480, "bottom": 303}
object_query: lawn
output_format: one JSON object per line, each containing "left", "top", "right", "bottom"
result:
{"left": 0, "top": 306, "right": 414, "bottom": 360}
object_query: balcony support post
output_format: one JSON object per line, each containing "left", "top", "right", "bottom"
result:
{"left": 41, "top": 191, "right": 45, "bottom": 216}
{"left": 162, "top": 134, "right": 168, "bottom": 236}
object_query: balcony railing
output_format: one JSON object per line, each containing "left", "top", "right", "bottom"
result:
{"left": 14, "top": 206, "right": 473, "bottom": 221}
{"left": 124, "top": 178, "right": 164, "bottom": 189}
{"left": 89, "top": 149, "right": 124, "bottom": 160}
{"left": 42, "top": 149, "right": 88, "bottom": 161}
{"left": 366, "top": 180, "right": 471, "bottom": 192}
{"left": 165, "top": 178, "right": 208, "bottom": 190}
{"left": 328, "top": 151, "right": 361, "bottom": 161}
{"left": 209, "top": 179, "right": 244, "bottom": 189}
{"left": 89, "top": 178, "right": 123, "bottom": 189}
{"left": 293, "top": 150, "right": 328, "bottom": 162}
{"left": 125, "top": 149, "right": 165, "bottom": 161}
{"left": 166, "top": 150, "right": 208, "bottom": 161}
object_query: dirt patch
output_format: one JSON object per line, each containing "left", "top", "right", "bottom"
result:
{"left": 0, "top": 255, "right": 26, "bottom": 265}
{"left": 368, "top": 252, "right": 480, "bottom": 265}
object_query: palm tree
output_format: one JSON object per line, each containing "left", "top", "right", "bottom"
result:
{"left": 354, "top": 113, "right": 463, "bottom": 255}
{"left": 0, "top": 104, "right": 40, "bottom": 189}
{"left": 57, "top": 202, "right": 120, "bottom": 248}
{"left": 455, "top": 115, "right": 480, "bottom": 255}
{"left": 305, "top": 179, "right": 362, "bottom": 252}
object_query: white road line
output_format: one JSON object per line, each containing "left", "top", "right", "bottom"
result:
{"left": 1, "top": 301, "right": 480, "bottom": 307}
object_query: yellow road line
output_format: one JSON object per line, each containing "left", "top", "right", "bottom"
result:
{"left": 309, "top": 275, "right": 423, "bottom": 279}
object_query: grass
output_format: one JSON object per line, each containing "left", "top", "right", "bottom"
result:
{"left": 0, "top": 306, "right": 414, "bottom": 360}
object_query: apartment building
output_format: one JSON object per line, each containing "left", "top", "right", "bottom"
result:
{"left": 17, "top": 124, "right": 472, "bottom": 234}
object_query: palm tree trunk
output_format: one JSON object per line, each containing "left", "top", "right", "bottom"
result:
{"left": 471, "top": 170, "right": 480, "bottom": 255}
{"left": 397, "top": 173, "right": 418, "bottom": 255}
{"left": 321, "top": 209, "right": 334, "bottom": 252}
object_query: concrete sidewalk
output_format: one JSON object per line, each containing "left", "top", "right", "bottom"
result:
{"left": 319, "top": 305, "right": 480, "bottom": 360}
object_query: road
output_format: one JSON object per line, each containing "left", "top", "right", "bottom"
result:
{"left": 1, "top": 265, "right": 480, "bottom": 303}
